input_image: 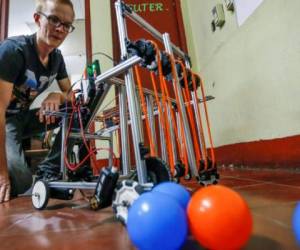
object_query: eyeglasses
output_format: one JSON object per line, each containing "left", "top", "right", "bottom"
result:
{"left": 38, "top": 12, "right": 75, "bottom": 33}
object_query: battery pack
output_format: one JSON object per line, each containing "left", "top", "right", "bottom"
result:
{"left": 90, "top": 166, "right": 119, "bottom": 210}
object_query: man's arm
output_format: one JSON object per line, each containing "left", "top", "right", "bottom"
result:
{"left": 0, "top": 79, "right": 14, "bottom": 203}
{"left": 38, "top": 77, "right": 71, "bottom": 123}
{"left": 57, "top": 77, "right": 72, "bottom": 102}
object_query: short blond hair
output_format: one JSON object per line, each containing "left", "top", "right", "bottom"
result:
{"left": 36, "top": 0, "right": 75, "bottom": 16}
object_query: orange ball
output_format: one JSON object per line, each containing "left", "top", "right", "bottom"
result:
{"left": 187, "top": 185, "right": 252, "bottom": 250}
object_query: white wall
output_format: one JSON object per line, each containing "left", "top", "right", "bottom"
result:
{"left": 90, "top": 0, "right": 117, "bottom": 159}
{"left": 181, "top": 0, "right": 300, "bottom": 147}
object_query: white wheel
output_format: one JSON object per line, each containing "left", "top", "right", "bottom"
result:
{"left": 112, "top": 180, "right": 144, "bottom": 225}
{"left": 32, "top": 180, "right": 49, "bottom": 210}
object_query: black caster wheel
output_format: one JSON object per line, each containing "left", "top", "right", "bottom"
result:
{"left": 144, "top": 157, "right": 172, "bottom": 184}
{"left": 173, "top": 177, "right": 180, "bottom": 183}
{"left": 173, "top": 161, "right": 185, "bottom": 183}
{"left": 184, "top": 167, "right": 192, "bottom": 181}
{"left": 133, "top": 157, "right": 172, "bottom": 185}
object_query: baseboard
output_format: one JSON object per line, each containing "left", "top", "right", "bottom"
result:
{"left": 214, "top": 134, "right": 300, "bottom": 168}
{"left": 94, "top": 134, "right": 300, "bottom": 170}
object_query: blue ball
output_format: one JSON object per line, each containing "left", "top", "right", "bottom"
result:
{"left": 152, "top": 182, "right": 191, "bottom": 210}
{"left": 293, "top": 202, "right": 300, "bottom": 245}
{"left": 127, "top": 192, "right": 188, "bottom": 250}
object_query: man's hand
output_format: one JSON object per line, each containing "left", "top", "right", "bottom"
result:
{"left": 38, "top": 92, "right": 63, "bottom": 124}
{"left": 0, "top": 80, "right": 13, "bottom": 203}
{"left": 0, "top": 174, "right": 10, "bottom": 203}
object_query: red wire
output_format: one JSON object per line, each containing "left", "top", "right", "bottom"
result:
{"left": 148, "top": 40, "right": 191, "bottom": 176}
{"left": 151, "top": 41, "right": 176, "bottom": 174}
{"left": 176, "top": 61, "right": 202, "bottom": 167}
{"left": 134, "top": 66, "right": 156, "bottom": 156}
{"left": 63, "top": 93, "right": 117, "bottom": 172}
{"left": 195, "top": 73, "right": 216, "bottom": 168}
{"left": 190, "top": 72, "right": 208, "bottom": 170}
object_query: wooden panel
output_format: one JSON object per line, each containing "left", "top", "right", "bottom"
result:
{"left": 215, "top": 134, "right": 300, "bottom": 168}
{"left": 84, "top": 0, "right": 92, "bottom": 64}
{"left": 0, "top": 0, "right": 9, "bottom": 41}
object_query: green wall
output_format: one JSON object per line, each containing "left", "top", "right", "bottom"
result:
{"left": 181, "top": 0, "right": 300, "bottom": 147}
{"left": 90, "top": 0, "right": 117, "bottom": 158}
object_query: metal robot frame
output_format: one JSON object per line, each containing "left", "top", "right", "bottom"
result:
{"left": 31, "top": 0, "right": 218, "bottom": 211}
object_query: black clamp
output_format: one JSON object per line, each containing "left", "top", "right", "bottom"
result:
{"left": 126, "top": 39, "right": 157, "bottom": 71}
{"left": 121, "top": 2, "right": 132, "bottom": 15}
{"left": 139, "top": 142, "right": 150, "bottom": 159}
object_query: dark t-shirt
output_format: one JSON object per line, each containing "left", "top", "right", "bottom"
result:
{"left": 0, "top": 33, "right": 68, "bottom": 115}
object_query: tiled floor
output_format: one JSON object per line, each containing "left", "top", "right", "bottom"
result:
{"left": 0, "top": 166, "right": 299, "bottom": 250}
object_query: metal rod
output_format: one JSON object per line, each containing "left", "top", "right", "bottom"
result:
{"left": 146, "top": 95, "right": 157, "bottom": 154}
{"left": 69, "top": 133, "right": 111, "bottom": 140}
{"left": 158, "top": 101, "right": 168, "bottom": 162}
{"left": 107, "top": 77, "right": 214, "bottom": 105}
{"left": 60, "top": 116, "right": 67, "bottom": 179}
{"left": 124, "top": 71, "right": 148, "bottom": 183}
{"left": 96, "top": 105, "right": 163, "bottom": 136}
{"left": 118, "top": 85, "right": 131, "bottom": 175}
{"left": 115, "top": 0, "right": 147, "bottom": 184}
{"left": 108, "top": 132, "right": 113, "bottom": 167}
{"left": 85, "top": 56, "right": 142, "bottom": 130}
{"left": 84, "top": 83, "right": 111, "bottom": 130}
{"left": 163, "top": 33, "right": 199, "bottom": 178}
{"left": 191, "top": 91, "right": 206, "bottom": 157}
{"left": 94, "top": 95, "right": 214, "bottom": 138}
{"left": 166, "top": 104, "right": 177, "bottom": 162}
{"left": 135, "top": 83, "right": 144, "bottom": 141}
{"left": 176, "top": 110, "right": 184, "bottom": 159}
{"left": 49, "top": 181, "right": 97, "bottom": 190}
{"left": 94, "top": 56, "right": 142, "bottom": 85}
{"left": 184, "top": 56, "right": 206, "bottom": 159}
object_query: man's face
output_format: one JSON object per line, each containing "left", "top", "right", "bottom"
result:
{"left": 37, "top": 2, "right": 74, "bottom": 49}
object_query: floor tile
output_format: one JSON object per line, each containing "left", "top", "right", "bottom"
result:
{"left": 0, "top": 167, "right": 299, "bottom": 250}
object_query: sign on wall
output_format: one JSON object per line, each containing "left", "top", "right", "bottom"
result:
{"left": 234, "top": 0, "right": 265, "bottom": 26}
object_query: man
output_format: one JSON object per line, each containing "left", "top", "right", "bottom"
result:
{"left": 0, "top": 0, "right": 75, "bottom": 203}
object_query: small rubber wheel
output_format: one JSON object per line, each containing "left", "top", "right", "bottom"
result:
{"left": 32, "top": 180, "right": 49, "bottom": 210}
{"left": 112, "top": 180, "right": 144, "bottom": 225}
{"left": 144, "top": 157, "right": 171, "bottom": 184}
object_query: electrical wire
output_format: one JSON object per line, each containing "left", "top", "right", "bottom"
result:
{"left": 134, "top": 66, "right": 156, "bottom": 156}
{"left": 176, "top": 60, "right": 202, "bottom": 166}
{"left": 63, "top": 97, "right": 117, "bottom": 172}
{"left": 194, "top": 72, "right": 216, "bottom": 169}
{"left": 92, "top": 52, "right": 118, "bottom": 66}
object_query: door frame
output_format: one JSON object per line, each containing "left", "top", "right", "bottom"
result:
{"left": 0, "top": 0, "right": 9, "bottom": 41}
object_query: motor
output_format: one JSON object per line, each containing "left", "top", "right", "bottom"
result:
{"left": 89, "top": 166, "right": 119, "bottom": 210}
